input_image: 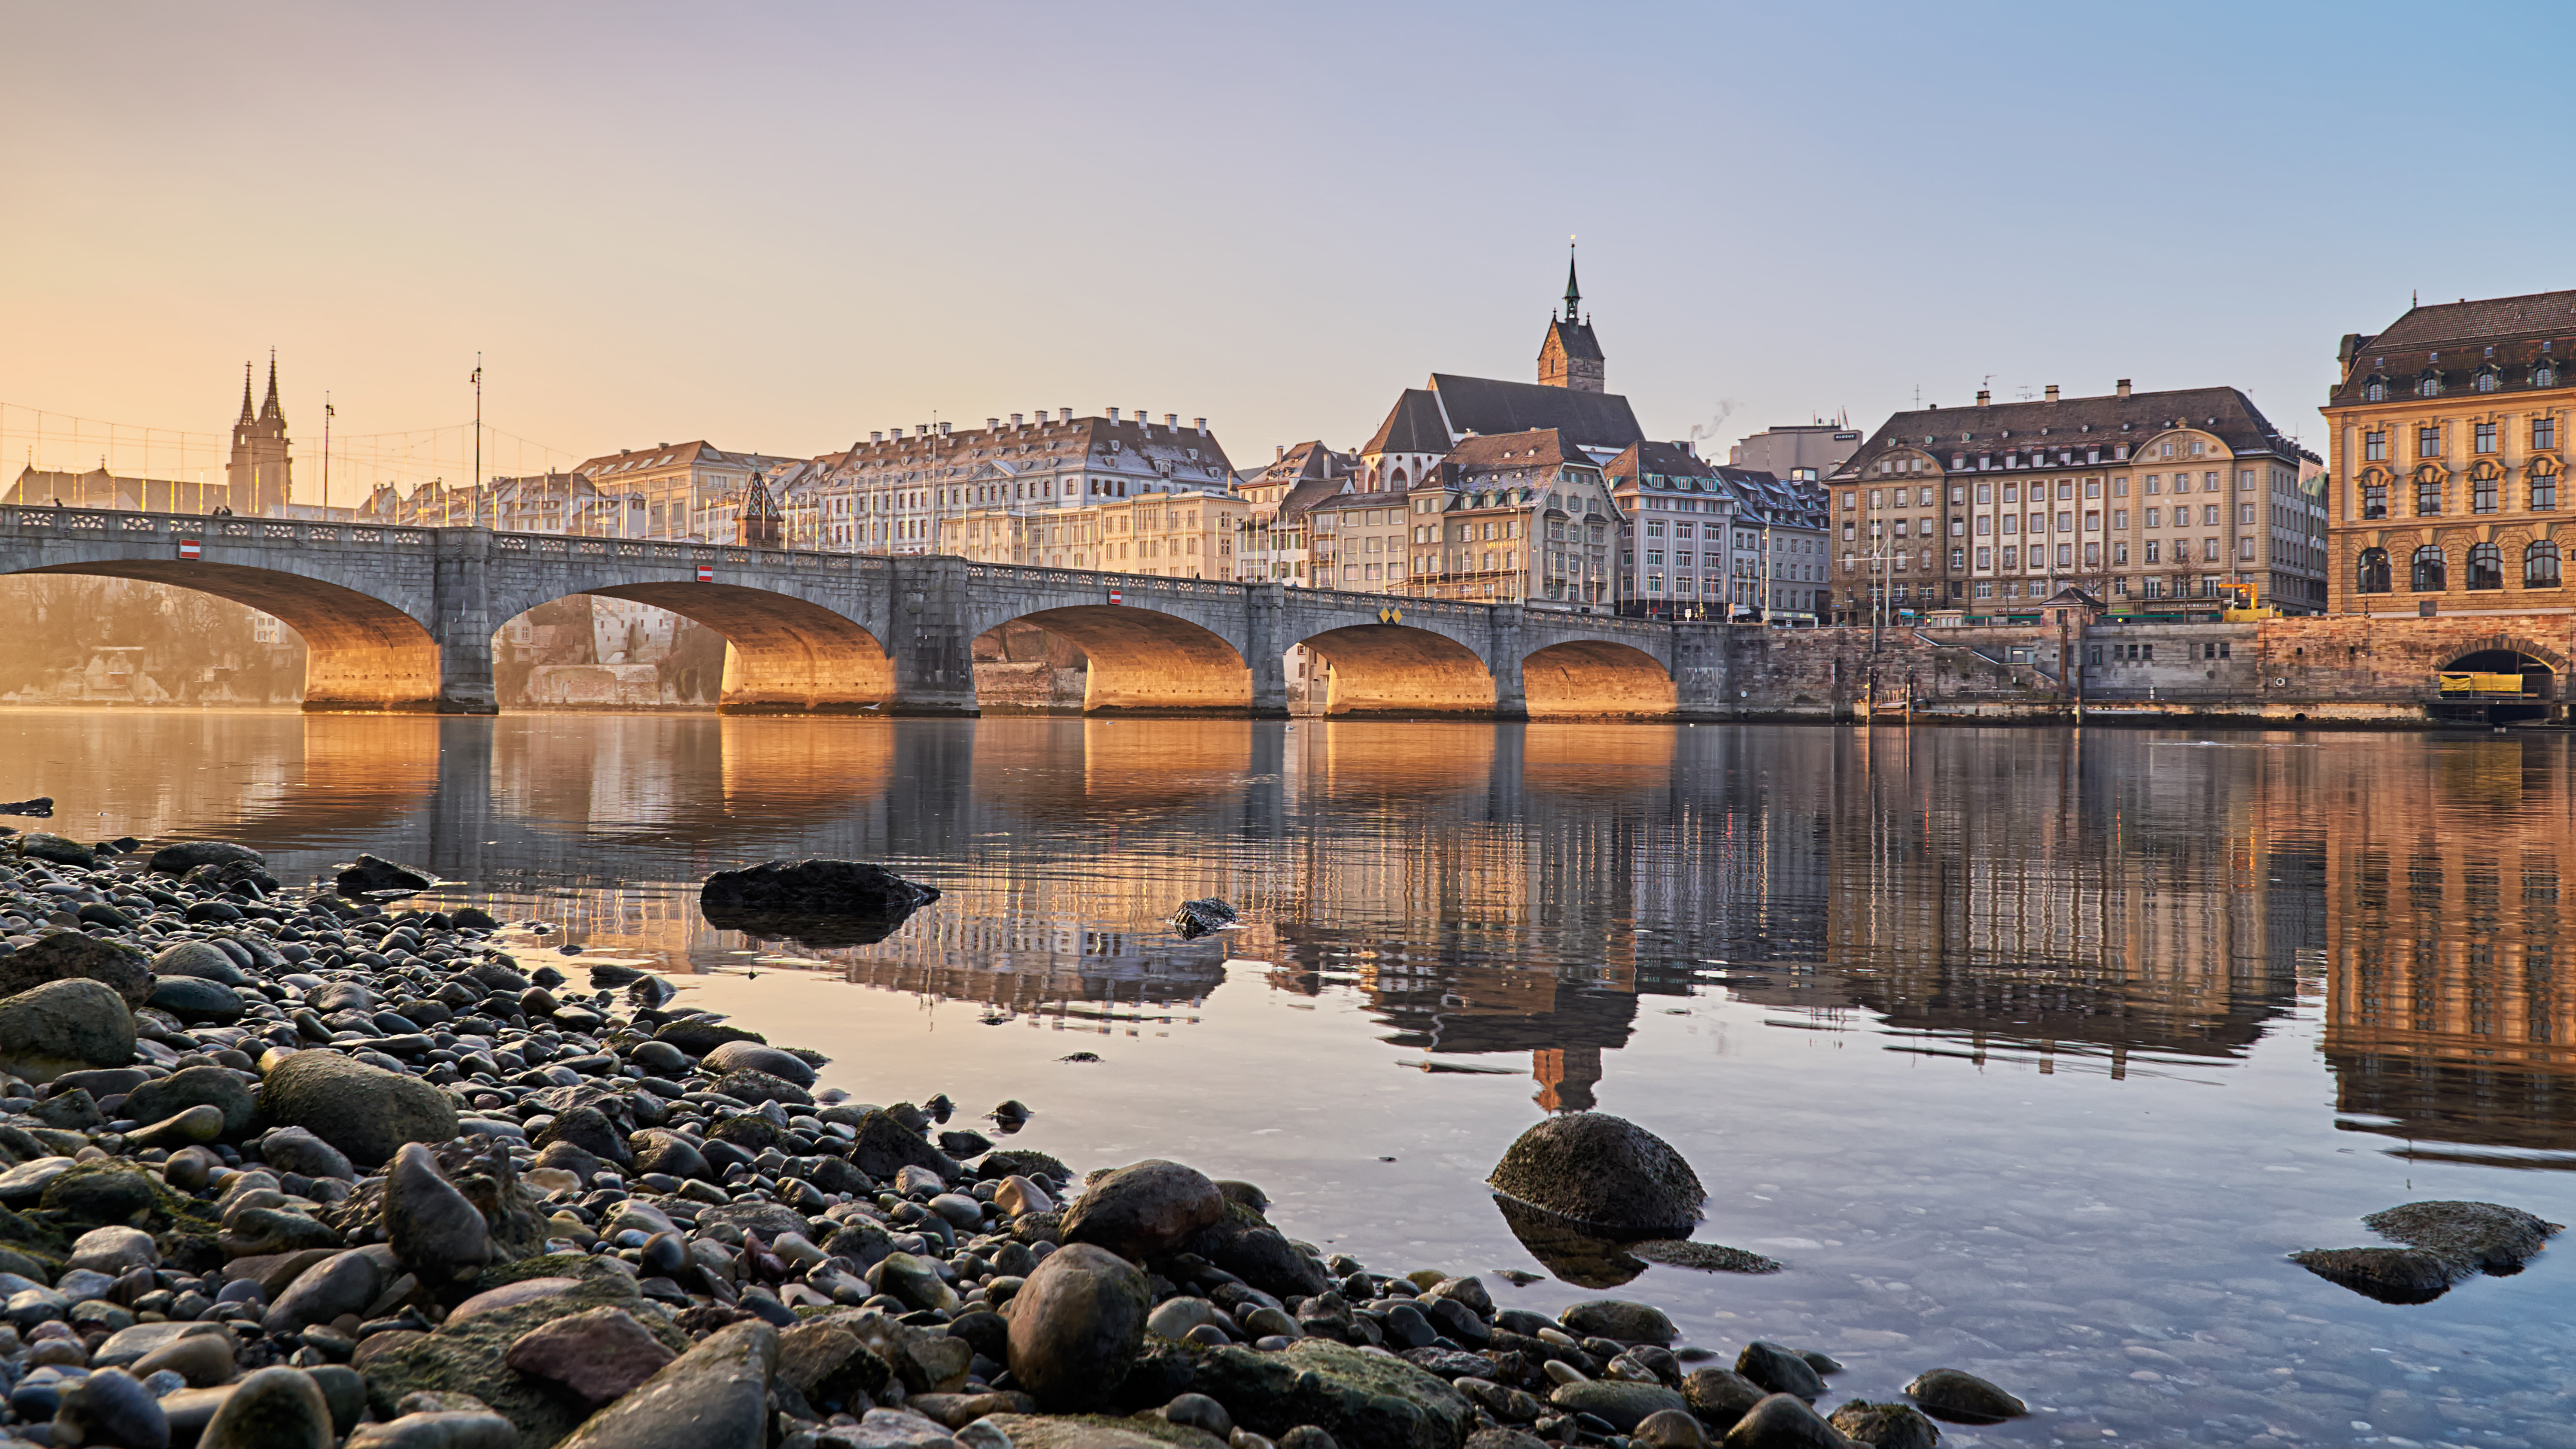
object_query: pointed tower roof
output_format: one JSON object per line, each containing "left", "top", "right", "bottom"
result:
{"left": 238, "top": 363, "right": 256, "bottom": 425}
{"left": 1563, "top": 243, "right": 1582, "bottom": 322}
{"left": 258, "top": 350, "right": 283, "bottom": 424}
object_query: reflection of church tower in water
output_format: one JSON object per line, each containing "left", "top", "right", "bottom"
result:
{"left": 228, "top": 353, "right": 292, "bottom": 516}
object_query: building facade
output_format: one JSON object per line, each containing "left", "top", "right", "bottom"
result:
{"left": 1828, "top": 382, "right": 2322, "bottom": 626}
{"left": 1728, "top": 422, "right": 1862, "bottom": 484}
{"left": 2324, "top": 291, "right": 2576, "bottom": 615}
{"left": 570, "top": 441, "right": 805, "bottom": 542}
{"left": 1607, "top": 442, "right": 1732, "bottom": 617}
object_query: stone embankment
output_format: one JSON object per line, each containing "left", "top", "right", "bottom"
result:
{"left": 0, "top": 829, "right": 2035, "bottom": 1449}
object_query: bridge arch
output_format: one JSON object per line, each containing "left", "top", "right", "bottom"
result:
{"left": 1298, "top": 622, "right": 1496, "bottom": 716}
{"left": 983, "top": 606, "right": 1251, "bottom": 714}
{"left": 7, "top": 560, "right": 442, "bottom": 711}
{"left": 1522, "top": 638, "right": 1677, "bottom": 719}
{"left": 503, "top": 583, "right": 896, "bottom": 714}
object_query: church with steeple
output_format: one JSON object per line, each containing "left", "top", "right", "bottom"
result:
{"left": 1537, "top": 248, "right": 1605, "bottom": 393}
{"left": 228, "top": 352, "right": 292, "bottom": 515}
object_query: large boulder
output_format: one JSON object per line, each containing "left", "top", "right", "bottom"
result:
{"left": 0, "top": 932, "right": 155, "bottom": 1009}
{"left": 14, "top": 832, "right": 94, "bottom": 868}
{"left": 553, "top": 1318, "right": 776, "bottom": 1449}
{"left": 698, "top": 860, "right": 939, "bottom": 947}
{"left": 0, "top": 978, "right": 137, "bottom": 1083}
{"left": 2362, "top": 1200, "right": 2561, "bottom": 1273}
{"left": 1487, "top": 1112, "right": 1704, "bottom": 1237}
{"left": 700, "top": 1041, "right": 817, "bottom": 1088}
{"left": 336, "top": 854, "right": 434, "bottom": 896}
{"left": 382, "top": 1143, "right": 494, "bottom": 1284}
{"left": 197, "top": 1366, "right": 334, "bottom": 1449}
{"left": 148, "top": 842, "right": 266, "bottom": 876}
{"left": 848, "top": 1110, "right": 960, "bottom": 1182}
{"left": 1188, "top": 1339, "right": 1472, "bottom": 1449}
{"left": 1168, "top": 1200, "right": 1330, "bottom": 1299}
{"left": 1005, "top": 1242, "right": 1151, "bottom": 1411}
{"left": 151, "top": 941, "right": 249, "bottom": 988}
{"left": 258, "top": 1049, "right": 458, "bottom": 1168}
{"left": 150, "top": 975, "right": 248, "bottom": 1024}
{"left": 1061, "top": 1160, "right": 1225, "bottom": 1261}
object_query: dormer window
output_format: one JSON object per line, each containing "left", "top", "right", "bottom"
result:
{"left": 2418, "top": 371, "right": 2442, "bottom": 398}
{"left": 2363, "top": 376, "right": 2388, "bottom": 402}
{"left": 2476, "top": 368, "right": 2500, "bottom": 394}
{"left": 2539, "top": 363, "right": 2560, "bottom": 388}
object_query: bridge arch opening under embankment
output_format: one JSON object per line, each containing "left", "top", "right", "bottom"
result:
{"left": 986, "top": 607, "right": 1251, "bottom": 714}
{"left": 1522, "top": 639, "right": 1676, "bottom": 719}
{"left": 571, "top": 583, "right": 895, "bottom": 713}
{"left": 1300, "top": 623, "right": 1495, "bottom": 716}
{"left": 10, "top": 561, "right": 441, "bottom": 711}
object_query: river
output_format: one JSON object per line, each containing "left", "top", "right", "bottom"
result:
{"left": 6, "top": 709, "right": 2574, "bottom": 1447}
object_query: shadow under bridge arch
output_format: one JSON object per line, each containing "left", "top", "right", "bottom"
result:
{"left": 14, "top": 560, "right": 440, "bottom": 711}
{"left": 1523, "top": 638, "right": 1676, "bottom": 719}
{"left": 1301, "top": 622, "right": 1496, "bottom": 717}
{"left": 579, "top": 583, "right": 894, "bottom": 713}
{"left": 1000, "top": 606, "right": 1251, "bottom": 714}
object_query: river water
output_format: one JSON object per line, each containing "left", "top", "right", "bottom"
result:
{"left": 6, "top": 710, "right": 2576, "bottom": 1448}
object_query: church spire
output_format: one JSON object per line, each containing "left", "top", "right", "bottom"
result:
{"left": 259, "top": 349, "right": 282, "bottom": 424}
{"left": 1563, "top": 240, "right": 1581, "bottom": 322}
{"left": 238, "top": 363, "right": 255, "bottom": 425}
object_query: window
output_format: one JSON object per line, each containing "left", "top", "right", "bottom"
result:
{"left": 2002, "top": 545, "right": 2019, "bottom": 567}
{"left": 2239, "top": 504, "right": 2257, "bottom": 525}
{"left": 2365, "top": 377, "right": 2388, "bottom": 402}
{"left": 2360, "top": 477, "right": 2388, "bottom": 519}
{"left": 2474, "top": 471, "right": 2499, "bottom": 513}
{"left": 2238, "top": 538, "right": 2257, "bottom": 561}
{"left": 2113, "top": 509, "right": 2129, "bottom": 529}
{"left": 2145, "top": 540, "right": 2162, "bottom": 564}
{"left": 2539, "top": 418, "right": 2559, "bottom": 450}
{"left": 2528, "top": 540, "right": 2562, "bottom": 588}
{"left": 2420, "top": 372, "right": 2443, "bottom": 398}
{"left": 1841, "top": 492, "right": 1856, "bottom": 510}
{"left": 2468, "top": 541, "right": 2504, "bottom": 590}
{"left": 2477, "top": 369, "right": 2500, "bottom": 394}
{"left": 1950, "top": 548, "right": 1964, "bottom": 569}
{"left": 2357, "top": 547, "right": 2391, "bottom": 594}
{"left": 2537, "top": 466, "right": 2561, "bottom": 511}
{"left": 1869, "top": 489, "right": 1883, "bottom": 509}
{"left": 2203, "top": 505, "right": 2221, "bottom": 526}
{"left": 2411, "top": 544, "right": 2448, "bottom": 591}
{"left": 2145, "top": 474, "right": 2162, "bottom": 494}
{"left": 2477, "top": 422, "right": 2500, "bottom": 453}
{"left": 2539, "top": 364, "right": 2560, "bottom": 388}
{"left": 2365, "top": 430, "right": 2388, "bottom": 462}
{"left": 2417, "top": 475, "right": 2443, "bottom": 515}
{"left": 2056, "top": 544, "right": 2072, "bottom": 568}
{"left": 1975, "top": 546, "right": 1991, "bottom": 568}
{"left": 2419, "top": 425, "right": 2442, "bottom": 458}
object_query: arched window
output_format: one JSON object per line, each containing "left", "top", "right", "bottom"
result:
{"left": 2364, "top": 376, "right": 2388, "bottom": 402}
{"left": 2412, "top": 544, "right": 2448, "bottom": 592}
{"left": 2357, "top": 547, "right": 2392, "bottom": 594}
{"left": 1389, "top": 468, "right": 1406, "bottom": 486}
{"left": 2419, "top": 370, "right": 2443, "bottom": 398}
{"left": 2529, "top": 540, "right": 2563, "bottom": 588}
{"left": 2468, "top": 541, "right": 2504, "bottom": 589}
{"left": 2476, "top": 367, "right": 2500, "bottom": 393}
{"left": 2537, "top": 362, "right": 2559, "bottom": 388}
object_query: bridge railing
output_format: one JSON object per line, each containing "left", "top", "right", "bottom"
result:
{"left": 3, "top": 507, "right": 440, "bottom": 548}
{"left": 953, "top": 559, "right": 1659, "bottom": 631}
{"left": 491, "top": 531, "right": 889, "bottom": 576}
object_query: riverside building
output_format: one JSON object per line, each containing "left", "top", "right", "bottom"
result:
{"left": 1828, "top": 383, "right": 2321, "bottom": 626}
{"left": 2324, "top": 290, "right": 2576, "bottom": 614}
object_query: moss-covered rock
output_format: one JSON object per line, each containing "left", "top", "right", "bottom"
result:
{"left": 19, "top": 1159, "right": 220, "bottom": 1271}
{"left": 1186, "top": 1339, "right": 1470, "bottom": 1449}
{"left": 979, "top": 1414, "right": 1228, "bottom": 1449}
{"left": 358, "top": 1254, "right": 690, "bottom": 1449}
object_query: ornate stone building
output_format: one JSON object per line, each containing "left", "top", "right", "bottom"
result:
{"left": 2324, "top": 291, "right": 2576, "bottom": 614}
{"left": 227, "top": 354, "right": 293, "bottom": 516}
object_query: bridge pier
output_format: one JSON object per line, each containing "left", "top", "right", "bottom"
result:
{"left": 888, "top": 556, "right": 981, "bottom": 716}
{"left": 428, "top": 529, "right": 499, "bottom": 715}
{"left": 1674, "top": 621, "right": 1734, "bottom": 721}
{"left": 1489, "top": 605, "right": 1529, "bottom": 721}
{"left": 1246, "top": 582, "right": 1290, "bottom": 719}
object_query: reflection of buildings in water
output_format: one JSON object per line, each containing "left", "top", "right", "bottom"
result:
{"left": 1819, "top": 730, "right": 2312, "bottom": 1071}
{"left": 2319, "top": 738, "right": 2576, "bottom": 1157}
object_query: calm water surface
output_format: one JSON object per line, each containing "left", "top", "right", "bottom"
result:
{"left": 9, "top": 710, "right": 2576, "bottom": 1449}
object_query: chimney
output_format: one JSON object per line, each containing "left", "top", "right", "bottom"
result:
{"left": 1109, "top": 408, "right": 1121, "bottom": 421}
{"left": 1165, "top": 414, "right": 1179, "bottom": 429}
{"left": 1010, "top": 414, "right": 1023, "bottom": 427}
{"left": 2115, "top": 379, "right": 2132, "bottom": 398}
{"left": 1194, "top": 418, "right": 1206, "bottom": 434}
{"left": 2044, "top": 384, "right": 2060, "bottom": 403}
{"left": 937, "top": 422, "right": 951, "bottom": 437}
{"left": 870, "top": 431, "right": 882, "bottom": 444}
{"left": 1975, "top": 390, "right": 1990, "bottom": 407}
{"left": 1060, "top": 408, "right": 1072, "bottom": 422}
{"left": 986, "top": 418, "right": 999, "bottom": 430}
{"left": 1276, "top": 444, "right": 1285, "bottom": 460}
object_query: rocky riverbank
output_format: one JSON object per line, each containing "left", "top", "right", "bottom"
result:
{"left": 0, "top": 830, "right": 2032, "bottom": 1449}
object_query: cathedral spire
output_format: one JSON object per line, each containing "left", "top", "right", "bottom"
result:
{"left": 1563, "top": 240, "right": 1581, "bottom": 322}
{"left": 259, "top": 350, "right": 283, "bottom": 423}
{"left": 238, "top": 363, "right": 255, "bottom": 425}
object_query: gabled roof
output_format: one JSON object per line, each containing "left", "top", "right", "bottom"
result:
{"left": 2332, "top": 289, "right": 2576, "bottom": 407}
{"left": 1424, "top": 374, "right": 1645, "bottom": 450}
{"left": 1361, "top": 390, "right": 1451, "bottom": 456}
{"left": 2364, "top": 290, "right": 2576, "bottom": 352}
{"left": 1605, "top": 440, "right": 1716, "bottom": 483}
{"left": 1270, "top": 476, "right": 1348, "bottom": 522}
{"left": 1443, "top": 429, "right": 1589, "bottom": 475}
{"left": 1542, "top": 317, "right": 1604, "bottom": 363}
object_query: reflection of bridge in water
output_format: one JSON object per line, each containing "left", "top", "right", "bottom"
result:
{"left": 49, "top": 712, "right": 2576, "bottom": 1140}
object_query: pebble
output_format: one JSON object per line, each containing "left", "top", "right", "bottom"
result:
{"left": 197, "top": 1365, "right": 334, "bottom": 1449}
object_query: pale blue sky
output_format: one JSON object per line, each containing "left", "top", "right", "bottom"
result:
{"left": 2, "top": 1, "right": 2564, "bottom": 484}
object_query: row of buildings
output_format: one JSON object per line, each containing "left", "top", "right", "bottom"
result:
{"left": 20, "top": 278, "right": 2576, "bottom": 628}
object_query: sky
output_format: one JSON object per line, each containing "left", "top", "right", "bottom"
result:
{"left": 4, "top": 1, "right": 2572, "bottom": 492}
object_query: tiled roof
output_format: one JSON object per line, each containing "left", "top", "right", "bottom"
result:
{"left": 2331, "top": 290, "right": 2576, "bottom": 407}
{"left": 1361, "top": 390, "right": 1451, "bottom": 456}
{"left": 1834, "top": 385, "right": 2306, "bottom": 480}
{"left": 2363, "top": 290, "right": 2576, "bottom": 351}
{"left": 1426, "top": 374, "right": 1646, "bottom": 450}
{"left": 1605, "top": 440, "right": 1716, "bottom": 483}
{"left": 1543, "top": 318, "right": 1604, "bottom": 362}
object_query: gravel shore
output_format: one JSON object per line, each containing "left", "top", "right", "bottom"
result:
{"left": 0, "top": 830, "right": 2014, "bottom": 1449}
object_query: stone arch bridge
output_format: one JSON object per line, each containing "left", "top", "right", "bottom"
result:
{"left": 0, "top": 506, "right": 1735, "bottom": 718}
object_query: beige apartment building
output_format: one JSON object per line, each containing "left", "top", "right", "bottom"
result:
{"left": 2323, "top": 290, "right": 2576, "bottom": 612}
{"left": 954, "top": 489, "right": 1247, "bottom": 578}
{"left": 572, "top": 440, "right": 806, "bottom": 542}
{"left": 1828, "top": 383, "right": 2322, "bottom": 624}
